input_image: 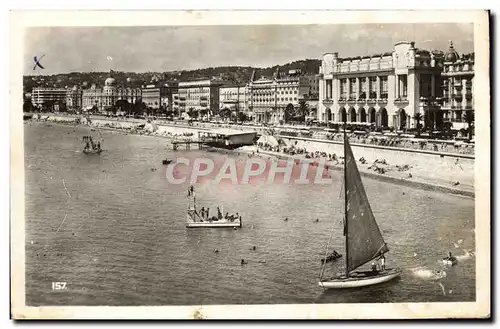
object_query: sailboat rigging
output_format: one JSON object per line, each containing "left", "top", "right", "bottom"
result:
{"left": 319, "top": 123, "right": 401, "bottom": 289}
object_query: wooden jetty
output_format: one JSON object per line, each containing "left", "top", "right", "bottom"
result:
{"left": 172, "top": 140, "right": 205, "bottom": 151}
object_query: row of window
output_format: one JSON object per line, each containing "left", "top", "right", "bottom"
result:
{"left": 252, "top": 97, "right": 298, "bottom": 102}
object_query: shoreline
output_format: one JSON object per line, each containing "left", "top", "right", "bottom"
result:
{"left": 28, "top": 118, "right": 474, "bottom": 198}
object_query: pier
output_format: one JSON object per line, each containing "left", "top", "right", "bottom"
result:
{"left": 172, "top": 140, "right": 205, "bottom": 151}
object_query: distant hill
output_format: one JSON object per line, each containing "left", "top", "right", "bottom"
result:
{"left": 23, "top": 59, "right": 321, "bottom": 93}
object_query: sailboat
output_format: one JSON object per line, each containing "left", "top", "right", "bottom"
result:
{"left": 318, "top": 125, "right": 401, "bottom": 289}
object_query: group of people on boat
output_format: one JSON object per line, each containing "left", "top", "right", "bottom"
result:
{"left": 198, "top": 206, "right": 241, "bottom": 223}
{"left": 370, "top": 254, "right": 386, "bottom": 273}
{"left": 82, "top": 135, "right": 101, "bottom": 152}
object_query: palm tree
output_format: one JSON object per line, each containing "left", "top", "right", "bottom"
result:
{"left": 463, "top": 110, "right": 475, "bottom": 140}
{"left": 413, "top": 112, "right": 423, "bottom": 137}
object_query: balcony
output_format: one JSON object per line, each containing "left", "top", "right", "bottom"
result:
{"left": 454, "top": 81, "right": 463, "bottom": 87}
{"left": 394, "top": 97, "right": 409, "bottom": 104}
{"left": 377, "top": 98, "right": 388, "bottom": 104}
{"left": 322, "top": 98, "right": 334, "bottom": 105}
{"left": 347, "top": 97, "right": 357, "bottom": 104}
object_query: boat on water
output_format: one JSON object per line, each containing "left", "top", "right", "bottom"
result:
{"left": 318, "top": 122, "right": 401, "bottom": 289}
{"left": 83, "top": 148, "right": 102, "bottom": 155}
{"left": 185, "top": 186, "right": 242, "bottom": 228}
{"left": 162, "top": 159, "right": 172, "bottom": 165}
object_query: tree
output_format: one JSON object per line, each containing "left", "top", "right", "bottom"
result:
{"left": 413, "top": 112, "right": 423, "bottom": 137}
{"left": 131, "top": 100, "right": 146, "bottom": 115}
{"left": 237, "top": 111, "right": 248, "bottom": 123}
{"left": 23, "top": 98, "right": 36, "bottom": 113}
{"left": 187, "top": 107, "right": 199, "bottom": 119}
{"left": 219, "top": 108, "right": 232, "bottom": 120}
{"left": 284, "top": 104, "right": 295, "bottom": 122}
{"left": 115, "top": 99, "right": 130, "bottom": 113}
{"left": 463, "top": 110, "right": 475, "bottom": 140}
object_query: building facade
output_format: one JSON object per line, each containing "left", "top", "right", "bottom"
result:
{"left": 65, "top": 86, "right": 83, "bottom": 111}
{"left": 318, "top": 41, "right": 444, "bottom": 130}
{"left": 141, "top": 82, "right": 179, "bottom": 112}
{"left": 173, "top": 80, "right": 222, "bottom": 118}
{"left": 247, "top": 69, "right": 319, "bottom": 124}
{"left": 82, "top": 77, "right": 141, "bottom": 112}
{"left": 31, "top": 87, "right": 67, "bottom": 108}
{"left": 219, "top": 84, "right": 247, "bottom": 114}
{"left": 440, "top": 41, "right": 474, "bottom": 131}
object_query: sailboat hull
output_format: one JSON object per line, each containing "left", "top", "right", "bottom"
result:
{"left": 319, "top": 268, "right": 401, "bottom": 289}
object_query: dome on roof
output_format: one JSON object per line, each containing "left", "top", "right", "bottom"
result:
{"left": 104, "top": 77, "right": 116, "bottom": 86}
{"left": 444, "top": 40, "right": 459, "bottom": 62}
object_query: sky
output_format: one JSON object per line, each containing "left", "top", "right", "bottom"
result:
{"left": 24, "top": 23, "right": 474, "bottom": 75}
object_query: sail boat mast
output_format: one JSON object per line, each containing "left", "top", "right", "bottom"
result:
{"left": 343, "top": 120, "right": 349, "bottom": 278}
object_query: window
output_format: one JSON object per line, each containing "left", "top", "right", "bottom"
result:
{"left": 340, "top": 79, "right": 347, "bottom": 98}
{"left": 380, "top": 76, "right": 388, "bottom": 98}
{"left": 349, "top": 79, "right": 356, "bottom": 99}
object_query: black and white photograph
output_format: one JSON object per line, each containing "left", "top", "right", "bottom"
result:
{"left": 10, "top": 10, "right": 490, "bottom": 319}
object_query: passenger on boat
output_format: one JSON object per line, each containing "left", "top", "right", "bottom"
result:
{"left": 97, "top": 141, "right": 101, "bottom": 150}
{"left": 206, "top": 208, "right": 210, "bottom": 219}
{"left": 200, "top": 207, "right": 205, "bottom": 218}
{"left": 371, "top": 262, "right": 378, "bottom": 272}
{"left": 379, "top": 254, "right": 386, "bottom": 271}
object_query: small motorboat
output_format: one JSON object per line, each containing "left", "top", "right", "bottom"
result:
{"left": 321, "top": 252, "right": 342, "bottom": 264}
{"left": 162, "top": 159, "right": 172, "bottom": 165}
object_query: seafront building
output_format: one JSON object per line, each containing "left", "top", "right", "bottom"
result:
{"left": 141, "top": 81, "right": 179, "bottom": 112}
{"left": 440, "top": 41, "right": 475, "bottom": 131}
{"left": 81, "top": 77, "right": 142, "bottom": 112}
{"left": 247, "top": 69, "right": 319, "bottom": 124}
{"left": 318, "top": 41, "right": 446, "bottom": 130}
{"left": 172, "top": 79, "right": 223, "bottom": 118}
{"left": 31, "top": 87, "right": 68, "bottom": 109}
{"left": 65, "top": 86, "right": 83, "bottom": 111}
{"left": 219, "top": 84, "right": 248, "bottom": 115}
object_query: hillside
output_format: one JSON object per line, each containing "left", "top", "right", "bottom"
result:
{"left": 23, "top": 59, "right": 321, "bottom": 92}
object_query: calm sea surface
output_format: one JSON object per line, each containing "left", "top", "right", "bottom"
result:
{"left": 24, "top": 122, "right": 475, "bottom": 306}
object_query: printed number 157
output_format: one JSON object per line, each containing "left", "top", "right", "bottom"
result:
{"left": 52, "top": 282, "right": 67, "bottom": 290}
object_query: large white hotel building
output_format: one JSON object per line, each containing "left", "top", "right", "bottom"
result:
{"left": 318, "top": 41, "right": 474, "bottom": 131}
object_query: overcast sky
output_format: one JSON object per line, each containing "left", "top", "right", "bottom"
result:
{"left": 24, "top": 23, "right": 474, "bottom": 75}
